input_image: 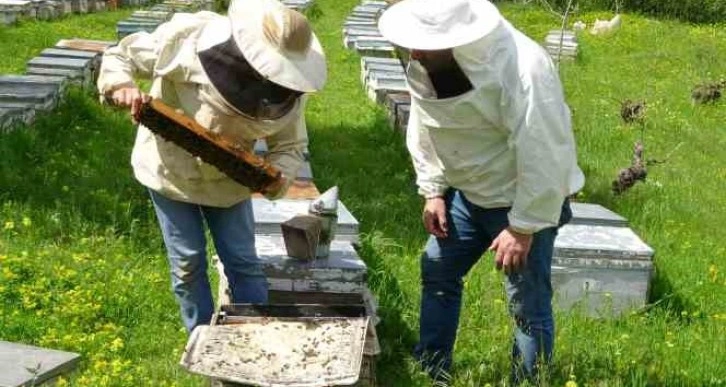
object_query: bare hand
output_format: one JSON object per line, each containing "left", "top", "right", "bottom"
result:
{"left": 109, "top": 86, "right": 149, "bottom": 123}
{"left": 423, "top": 197, "right": 448, "bottom": 238}
{"left": 489, "top": 227, "right": 533, "bottom": 274}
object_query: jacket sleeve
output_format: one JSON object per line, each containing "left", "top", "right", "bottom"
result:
{"left": 503, "top": 57, "right": 577, "bottom": 233}
{"left": 406, "top": 98, "right": 449, "bottom": 199}
{"left": 262, "top": 97, "right": 309, "bottom": 200}
{"left": 97, "top": 31, "right": 161, "bottom": 95}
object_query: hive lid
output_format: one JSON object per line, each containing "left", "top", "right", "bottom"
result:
{"left": 569, "top": 202, "right": 628, "bottom": 227}
{"left": 554, "top": 224, "right": 654, "bottom": 260}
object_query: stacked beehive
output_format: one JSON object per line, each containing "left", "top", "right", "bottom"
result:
{"left": 0, "top": 0, "right": 108, "bottom": 25}
{"left": 544, "top": 29, "right": 578, "bottom": 61}
{"left": 0, "top": 38, "right": 115, "bottom": 133}
{"left": 207, "top": 184, "right": 380, "bottom": 386}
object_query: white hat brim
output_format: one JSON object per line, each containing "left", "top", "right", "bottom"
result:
{"left": 378, "top": 0, "right": 502, "bottom": 50}
{"left": 197, "top": 0, "right": 326, "bottom": 93}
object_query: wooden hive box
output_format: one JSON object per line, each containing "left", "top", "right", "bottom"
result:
{"left": 136, "top": 99, "right": 282, "bottom": 193}
{"left": 186, "top": 304, "right": 372, "bottom": 387}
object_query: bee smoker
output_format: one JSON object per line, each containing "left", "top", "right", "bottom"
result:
{"left": 308, "top": 186, "right": 339, "bottom": 258}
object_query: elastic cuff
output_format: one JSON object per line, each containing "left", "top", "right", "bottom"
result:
{"left": 419, "top": 185, "right": 448, "bottom": 200}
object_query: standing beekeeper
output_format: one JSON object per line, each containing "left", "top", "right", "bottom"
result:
{"left": 378, "top": 0, "right": 584, "bottom": 383}
{"left": 97, "top": 0, "right": 327, "bottom": 332}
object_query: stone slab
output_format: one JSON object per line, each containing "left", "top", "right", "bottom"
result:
{"left": 252, "top": 197, "right": 359, "bottom": 241}
{"left": 0, "top": 341, "right": 80, "bottom": 387}
{"left": 570, "top": 202, "right": 628, "bottom": 227}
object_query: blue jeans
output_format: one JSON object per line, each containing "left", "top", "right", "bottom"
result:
{"left": 149, "top": 190, "right": 268, "bottom": 332}
{"left": 413, "top": 189, "right": 569, "bottom": 384}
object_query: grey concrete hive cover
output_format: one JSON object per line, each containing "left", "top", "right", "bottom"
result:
{"left": 569, "top": 202, "right": 628, "bottom": 227}
{"left": 555, "top": 224, "right": 654, "bottom": 261}
{"left": 0, "top": 341, "right": 80, "bottom": 387}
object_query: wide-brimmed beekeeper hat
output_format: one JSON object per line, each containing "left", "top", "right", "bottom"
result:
{"left": 378, "top": 0, "right": 502, "bottom": 50}
{"left": 198, "top": 0, "right": 326, "bottom": 93}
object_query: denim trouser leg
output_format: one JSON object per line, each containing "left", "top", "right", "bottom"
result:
{"left": 150, "top": 190, "right": 214, "bottom": 332}
{"left": 150, "top": 190, "right": 267, "bottom": 333}
{"left": 505, "top": 228, "right": 557, "bottom": 384}
{"left": 203, "top": 200, "right": 268, "bottom": 304}
{"left": 414, "top": 189, "right": 559, "bottom": 383}
{"left": 414, "top": 190, "right": 488, "bottom": 380}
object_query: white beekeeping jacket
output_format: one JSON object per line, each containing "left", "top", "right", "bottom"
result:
{"left": 97, "top": 12, "right": 307, "bottom": 207}
{"left": 406, "top": 18, "right": 585, "bottom": 233}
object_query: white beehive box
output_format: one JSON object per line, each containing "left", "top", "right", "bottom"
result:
{"left": 552, "top": 203, "right": 654, "bottom": 317}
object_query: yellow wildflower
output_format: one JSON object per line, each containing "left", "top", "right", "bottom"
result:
{"left": 566, "top": 381, "right": 578, "bottom": 387}
{"left": 109, "top": 337, "right": 124, "bottom": 352}
{"left": 21, "top": 217, "right": 31, "bottom": 227}
{"left": 3, "top": 221, "right": 14, "bottom": 230}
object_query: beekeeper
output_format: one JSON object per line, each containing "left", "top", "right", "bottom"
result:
{"left": 97, "top": 0, "right": 326, "bottom": 332}
{"left": 378, "top": 0, "right": 584, "bottom": 383}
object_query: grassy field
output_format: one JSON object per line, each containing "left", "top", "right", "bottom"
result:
{"left": 1, "top": 1, "right": 725, "bottom": 386}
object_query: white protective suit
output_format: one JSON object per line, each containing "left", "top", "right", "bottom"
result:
{"left": 406, "top": 18, "right": 585, "bottom": 234}
{"left": 97, "top": 12, "right": 308, "bottom": 207}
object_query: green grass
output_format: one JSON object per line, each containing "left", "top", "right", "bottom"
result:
{"left": 1, "top": 2, "right": 725, "bottom": 386}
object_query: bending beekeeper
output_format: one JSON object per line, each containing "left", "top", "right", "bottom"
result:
{"left": 378, "top": 0, "right": 584, "bottom": 383}
{"left": 97, "top": 0, "right": 326, "bottom": 332}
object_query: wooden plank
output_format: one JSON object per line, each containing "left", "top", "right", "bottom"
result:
{"left": 0, "top": 341, "right": 80, "bottom": 387}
